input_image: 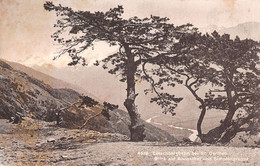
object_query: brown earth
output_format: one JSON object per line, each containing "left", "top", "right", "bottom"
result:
{"left": 0, "top": 119, "right": 259, "bottom": 166}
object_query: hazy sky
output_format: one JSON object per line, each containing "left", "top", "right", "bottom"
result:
{"left": 1, "top": 0, "right": 260, "bottom": 67}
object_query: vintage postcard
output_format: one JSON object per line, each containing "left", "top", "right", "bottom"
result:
{"left": 0, "top": 0, "right": 259, "bottom": 165}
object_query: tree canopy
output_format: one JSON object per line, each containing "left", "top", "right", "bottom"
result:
{"left": 44, "top": 1, "right": 194, "bottom": 141}
{"left": 201, "top": 32, "right": 260, "bottom": 144}
{"left": 44, "top": 1, "right": 192, "bottom": 67}
{"left": 148, "top": 30, "right": 260, "bottom": 144}
{"left": 44, "top": 1, "right": 259, "bottom": 144}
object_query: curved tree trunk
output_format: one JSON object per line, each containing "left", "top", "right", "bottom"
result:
{"left": 218, "top": 112, "right": 258, "bottom": 144}
{"left": 124, "top": 44, "right": 145, "bottom": 141}
{"left": 185, "top": 80, "right": 237, "bottom": 144}
{"left": 197, "top": 104, "right": 207, "bottom": 141}
{"left": 186, "top": 85, "right": 207, "bottom": 142}
{"left": 202, "top": 76, "right": 237, "bottom": 144}
{"left": 218, "top": 126, "right": 238, "bottom": 144}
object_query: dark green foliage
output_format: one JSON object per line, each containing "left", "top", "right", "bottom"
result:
{"left": 101, "top": 101, "right": 119, "bottom": 120}
{"left": 79, "top": 96, "right": 99, "bottom": 108}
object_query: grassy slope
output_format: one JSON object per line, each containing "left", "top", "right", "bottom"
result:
{"left": 0, "top": 59, "right": 80, "bottom": 119}
{"left": 2, "top": 58, "right": 99, "bottom": 101}
{"left": 60, "top": 101, "right": 176, "bottom": 142}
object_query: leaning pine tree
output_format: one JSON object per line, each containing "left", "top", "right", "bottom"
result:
{"left": 44, "top": 2, "right": 191, "bottom": 141}
{"left": 147, "top": 31, "right": 260, "bottom": 144}
{"left": 201, "top": 32, "right": 260, "bottom": 144}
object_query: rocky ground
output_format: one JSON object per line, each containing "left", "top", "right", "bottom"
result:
{"left": 0, "top": 118, "right": 259, "bottom": 166}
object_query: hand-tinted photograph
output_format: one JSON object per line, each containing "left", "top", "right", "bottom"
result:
{"left": 0, "top": 0, "right": 259, "bottom": 165}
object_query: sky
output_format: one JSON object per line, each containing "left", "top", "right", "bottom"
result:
{"left": 1, "top": 0, "right": 260, "bottom": 67}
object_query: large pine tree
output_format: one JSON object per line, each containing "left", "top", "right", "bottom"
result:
{"left": 44, "top": 1, "right": 191, "bottom": 141}
{"left": 148, "top": 31, "right": 260, "bottom": 144}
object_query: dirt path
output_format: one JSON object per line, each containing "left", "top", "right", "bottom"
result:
{"left": 0, "top": 119, "right": 259, "bottom": 166}
{"left": 74, "top": 142, "right": 259, "bottom": 166}
{"left": 1, "top": 140, "right": 258, "bottom": 166}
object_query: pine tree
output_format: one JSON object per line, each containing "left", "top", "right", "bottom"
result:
{"left": 44, "top": 1, "right": 191, "bottom": 141}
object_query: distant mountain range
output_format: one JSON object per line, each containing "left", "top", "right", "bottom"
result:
{"left": 219, "top": 22, "right": 260, "bottom": 41}
{"left": 199, "top": 22, "right": 260, "bottom": 41}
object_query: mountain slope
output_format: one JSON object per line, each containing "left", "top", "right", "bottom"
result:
{"left": 0, "top": 59, "right": 175, "bottom": 142}
{"left": 1, "top": 59, "right": 99, "bottom": 101}
{"left": 219, "top": 22, "right": 260, "bottom": 41}
{"left": 0, "top": 60, "right": 80, "bottom": 119}
{"left": 60, "top": 101, "right": 176, "bottom": 142}
{"left": 200, "top": 22, "right": 260, "bottom": 41}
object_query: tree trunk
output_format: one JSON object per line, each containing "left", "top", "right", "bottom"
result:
{"left": 186, "top": 85, "right": 206, "bottom": 142}
{"left": 218, "top": 126, "right": 238, "bottom": 144}
{"left": 202, "top": 74, "right": 237, "bottom": 144}
{"left": 123, "top": 44, "right": 145, "bottom": 141}
{"left": 197, "top": 103, "right": 206, "bottom": 141}
{"left": 219, "top": 113, "right": 258, "bottom": 144}
{"left": 219, "top": 76, "right": 237, "bottom": 128}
